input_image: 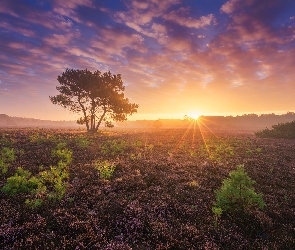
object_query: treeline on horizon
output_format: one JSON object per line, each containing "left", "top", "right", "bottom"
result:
{"left": 1, "top": 112, "right": 295, "bottom": 131}
{"left": 121, "top": 112, "right": 295, "bottom": 131}
{"left": 0, "top": 114, "right": 80, "bottom": 128}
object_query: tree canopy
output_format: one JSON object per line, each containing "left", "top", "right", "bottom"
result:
{"left": 49, "top": 69, "right": 138, "bottom": 132}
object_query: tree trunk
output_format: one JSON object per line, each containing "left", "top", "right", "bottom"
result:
{"left": 94, "top": 109, "right": 107, "bottom": 132}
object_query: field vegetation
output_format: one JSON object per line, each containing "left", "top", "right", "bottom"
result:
{"left": 255, "top": 120, "right": 295, "bottom": 138}
{"left": 0, "top": 127, "right": 294, "bottom": 249}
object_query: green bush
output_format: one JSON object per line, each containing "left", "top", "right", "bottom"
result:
{"left": 52, "top": 146, "right": 72, "bottom": 167}
{"left": 0, "top": 147, "right": 15, "bottom": 174}
{"left": 1, "top": 144, "right": 72, "bottom": 206}
{"left": 25, "top": 198, "right": 43, "bottom": 208}
{"left": 212, "top": 165, "right": 265, "bottom": 217}
{"left": 1, "top": 167, "right": 45, "bottom": 195}
{"left": 101, "top": 139, "right": 127, "bottom": 156}
{"left": 94, "top": 160, "right": 116, "bottom": 179}
{"left": 255, "top": 120, "right": 295, "bottom": 138}
{"left": 74, "top": 136, "right": 91, "bottom": 149}
{"left": 41, "top": 146, "right": 72, "bottom": 200}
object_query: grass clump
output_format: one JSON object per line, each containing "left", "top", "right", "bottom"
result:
{"left": 255, "top": 120, "right": 295, "bottom": 138}
{"left": 212, "top": 164, "right": 265, "bottom": 219}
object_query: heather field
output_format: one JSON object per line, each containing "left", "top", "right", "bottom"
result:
{"left": 0, "top": 128, "right": 294, "bottom": 249}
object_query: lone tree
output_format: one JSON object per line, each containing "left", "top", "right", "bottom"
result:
{"left": 50, "top": 69, "right": 138, "bottom": 132}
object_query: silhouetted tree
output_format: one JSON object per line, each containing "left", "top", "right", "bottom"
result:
{"left": 50, "top": 69, "right": 138, "bottom": 132}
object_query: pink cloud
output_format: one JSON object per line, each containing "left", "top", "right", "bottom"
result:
{"left": 221, "top": 0, "right": 239, "bottom": 14}
{"left": 53, "top": 0, "right": 93, "bottom": 9}
{"left": 43, "top": 33, "right": 77, "bottom": 47}
{"left": 115, "top": 0, "right": 181, "bottom": 27}
{"left": 0, "top": 3, "right": 19, "bottom": 17}
{"left": 164, "top": 8, "right": 216, "bottom": 29}
{"left": 91, "top": 28, "right": 146, "bottom": 56}
{"left": 0, "top": 22, "right": 35, "bottom": 37}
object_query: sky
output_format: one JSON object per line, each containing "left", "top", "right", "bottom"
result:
{"left": 1, "top": 0, "right": 295, "bottom": 121}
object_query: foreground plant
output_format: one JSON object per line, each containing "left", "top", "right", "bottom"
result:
{"left": 74, "top": 135, "right": 92, "bottom": 149}
{"left": 101, "top": 139, "right": 127, "bottom": 156}
{"left": 1, "top": 144, "right": 72, "bottom": 206}
{"left": 0, "top": 147, "right": 15, "bottom": 174}
{"left": 94, "top": 160, "right": 116, "bottom": 179}
{"left": 1, "top": 167, "right": 45, "bottom": 195}
{"left": 212, "top": 164, "right": 265, "bottom": 219}
{"left": 40, "top": 145, "right": 72, "bottom": 200}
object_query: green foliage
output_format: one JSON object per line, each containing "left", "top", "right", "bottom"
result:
{"left": 190, "top": 150, "right": 198, "bottom": 157}
{"left": 199, "top": 140, "right": 234, "bottom": 162}
{"left": 74, "top": 136, "right": 91, "bottom": 149}
{"left": 29, "top": 132, "right": 47, "bottom": 144}
{"left": 1, "top": 167, "right": 45, "bottom": 195}
{"left": 145, "top": 143, "right": 154, "bottom": 152}
{"left": 0, "top": 134, "right": 13, "bottom": 147}
{"left": 255, "top": 121, "right": 295, "bottom": 138}
{"left": 246, "top": 149, "right": 253, "bottom": 155}
{"left": 56, "top": 142, "right": 67, "bottom": 149}
{"left": 25, "top": 198, "right": 43, "bottom": 208}
{"left": 133, "top": 140, "right": 143, "bottom": 148}
{"left": 1, "top": 144, "right": 72, "bottom": 206}
{"left": 0, "top": 147, "right": 15, "bottom": 174}
{"left": 212, "top": 206, "right": 222, "bottom": 226}
{"left": 40, "top": 165, "right": 69, "bottom": 201}
{"left": 94, "top": 160, "right": 116, "bottom": 180}
{"left": 52, "top": 146, "right": 72, "bottom": 167}
{"left": 130, "top": 152, "right": 142, "bottom": 161}
{"left": 41, "top": 145, "right": 72, "bottom": 200}
{"left": 213, "top": 165, "right": 265, "bottom": 216}
{"left": 101, "top": 139, "right": 127, "bottom": 156}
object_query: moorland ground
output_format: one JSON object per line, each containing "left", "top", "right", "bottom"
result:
{"left": 0, "top": 127, "right": 294, "bottom": 249}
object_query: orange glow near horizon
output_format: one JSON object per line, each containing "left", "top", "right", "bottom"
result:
{"left": 171, "top": 116, "right": 226, "bottom": 165}
{"left": 188, "top": 112, "right": 202, "bottom": 120}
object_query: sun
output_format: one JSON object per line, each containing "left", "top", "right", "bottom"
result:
{"left": 188, "top": 112, "right": 201, "bottom": 120}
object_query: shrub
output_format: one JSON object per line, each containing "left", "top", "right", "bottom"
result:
{"left": 25, "top": 198, "right": 43, "bottom": 208}
{"left": 101, "top": 139, "right": 127, "bottom": 156}
{"left": 1, "top": 144, "right": 72, "bottom": 206}
{"left": 52, "top": 146, "right": 72, "bottom": 167}
{"left": 1, "top": 167, "right": 45, "bottom": 195}
{"left": 212, "top": 164, "right": 265, "bottom": 216}
{"left": 0, "top": 147, "right": 15, "bottom": 174}
{"left": 74, "top": 136, "right": 91, "bottom": 149}
{"left": 40, "top": 145, "right": 72, "bottom": 200}
{"left": 255, "top": 120, "right": 295, "bottom": 138}
{"left": 94, "top": 160, "right": 116, "bottom": 179}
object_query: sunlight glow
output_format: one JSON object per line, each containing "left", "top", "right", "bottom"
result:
{"left": 188, "top": 112, "right": 201, "bottom": 120}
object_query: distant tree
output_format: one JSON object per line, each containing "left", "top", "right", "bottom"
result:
{"left": 49, "top": 69, "right": 138, "bottom": 132}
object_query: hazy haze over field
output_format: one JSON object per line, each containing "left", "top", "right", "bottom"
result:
{"left": 1, "top": 0, "right": 295, "bottom": 120}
